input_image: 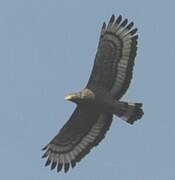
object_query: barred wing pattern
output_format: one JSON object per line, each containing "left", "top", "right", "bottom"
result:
{"left": 42, "top": 15, "right": 138, "bottom": 173}
{"left": 87, "top": 15, "right": 138, "bottom": 99}
{"left": 42, "top": 106, "right": 112, "bottom": 173}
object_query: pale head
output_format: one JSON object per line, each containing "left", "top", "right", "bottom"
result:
{"left": 65, "top": 88, "right": 95, "bottom": 104}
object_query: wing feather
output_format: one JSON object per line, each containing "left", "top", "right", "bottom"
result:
{"left": 42, "top": 106, "right": 112, "bottom": 173}
{"left": 87, "top": 15, "right": 138, "bottom": 99}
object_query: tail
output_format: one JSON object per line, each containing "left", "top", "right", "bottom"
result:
{"left": 114, "top": 101, "right": 144, "bottom": 124}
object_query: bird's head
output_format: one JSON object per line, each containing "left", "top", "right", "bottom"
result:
{"left": 65, "top": 88, "right": 95, "bottom": 104}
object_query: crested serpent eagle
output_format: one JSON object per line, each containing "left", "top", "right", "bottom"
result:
{"left": 42, "top": 15, "right": 144, "bottom": 173}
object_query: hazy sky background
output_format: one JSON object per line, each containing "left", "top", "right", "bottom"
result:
{"left": 0, "top": 0, "right": 175, "bottom": 179}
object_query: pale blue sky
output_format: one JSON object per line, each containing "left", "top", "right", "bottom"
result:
{"left": 0, "top": 0, "right": 175, "bottom": 179}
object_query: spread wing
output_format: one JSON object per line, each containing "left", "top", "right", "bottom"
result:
{"left": 42, "top": 105, "right": 112, "bottom": 173}
{"left": 87, "top": 15, "right": 138, "bottom": 99}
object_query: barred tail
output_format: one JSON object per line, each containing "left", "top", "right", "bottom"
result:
{"left": 114, "top": 102, "right": 144, "bottom": 124}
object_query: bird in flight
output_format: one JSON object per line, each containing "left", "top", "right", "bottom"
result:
{"left": 42, "top": 14, "right": 144, "bottom": 173}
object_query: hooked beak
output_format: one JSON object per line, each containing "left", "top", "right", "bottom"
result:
{"left": 65, "top": 94, "right": 76, "bottom": 101}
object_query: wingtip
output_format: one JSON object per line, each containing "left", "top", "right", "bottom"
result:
{"left": 71, "top": 160, "right": 76, "bottom": 168}
{"left": 57, "top": 163, "right": 63, "bottom": 173}
{"left": 45, "top": 159, "right": 51, "bottom": 167}
{"left": 126, "top": 21, "right": 134, "bottom": 30}
{"left": 42, "top": 145, "right": 48, "bottom": 151}
{"left": 115, "top": 15, "right": 122, "bottom": 24}
{"left": 42, "top": 153, "right": 47, "bottom": 158}
{"left": 121, "top": 18, "right": 128, "bottom": 27}
{"left": 64, "top": 163, "right": 70, "bottom": 173}
{"left": 109, "top": 14, "right": 115, "bottom": 24}
{"left": 102, "top": 22, "right": 106, "bottom": 29}
{"left": 50, "top": 162, "right": 57, "bottom": 170}
{"left": 130, "top": 28, "right": 138, "bottom": 35}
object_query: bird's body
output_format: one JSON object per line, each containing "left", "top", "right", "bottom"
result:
{"left": 42, "top": 14, "right": 144, "bottom": 173}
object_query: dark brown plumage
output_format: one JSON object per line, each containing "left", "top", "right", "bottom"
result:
{"left": 42, "top": 14, "right": 144, "bottom": 173}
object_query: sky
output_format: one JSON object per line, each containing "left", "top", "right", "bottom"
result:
{"left": 0, "top": 0, "right": 175, "bottom": 179}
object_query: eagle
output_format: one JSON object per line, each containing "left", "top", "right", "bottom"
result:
{"left": 42, "top": 14, "right": 144, "bottom": 173}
